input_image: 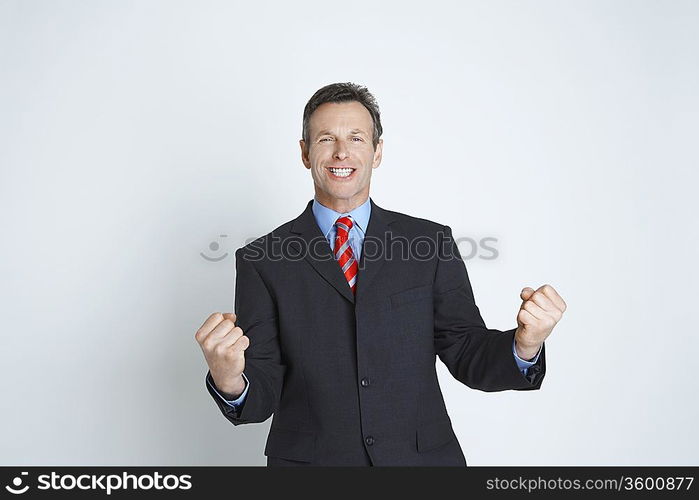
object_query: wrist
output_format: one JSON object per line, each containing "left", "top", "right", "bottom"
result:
{"left": 514, "top": 340, "right": 541, "bottom": 361}
{"left": 217, "top": 374, "right": 246, "bottom": 399}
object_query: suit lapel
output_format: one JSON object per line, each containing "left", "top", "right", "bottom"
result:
{"left": 355, "top": 198, "right": 397, "bottom": 299}
{"left": 289, "top": 198, "right": 398, "bottom": 305}
{"left": 290, "top": 200, "right": 356, "bottom": 304}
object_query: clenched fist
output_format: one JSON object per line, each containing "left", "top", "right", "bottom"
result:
{"left": 514, "top": 284, "right": 567, "bottom": 360}
{"left": 195, "top": 312, "right": 250, "bottom": 398}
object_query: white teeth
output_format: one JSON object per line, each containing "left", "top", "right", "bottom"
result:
{"left": 329, "top": 168, "right": 353, "bottom": 177}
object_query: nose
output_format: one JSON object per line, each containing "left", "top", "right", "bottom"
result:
{"left": 333, "top": 139, "right": 350, "bottom": 161}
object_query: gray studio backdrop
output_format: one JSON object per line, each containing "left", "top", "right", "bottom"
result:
{"left": 1, "top": 0, "right": 697, "bottom": 466}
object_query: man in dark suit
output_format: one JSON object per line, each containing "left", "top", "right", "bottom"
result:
{"left": 195, "top": 82, "right": 567, "bottom": 466}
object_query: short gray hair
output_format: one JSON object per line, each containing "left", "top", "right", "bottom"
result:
{"left": 302, "top": 82, "right": 383, "bottom": 150}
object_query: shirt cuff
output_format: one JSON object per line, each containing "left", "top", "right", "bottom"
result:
{"left": 512, "top": 338, "right": 542, "bottom": 373}
{"left": 207, "top": 372, "right": 250, "bottom": 407}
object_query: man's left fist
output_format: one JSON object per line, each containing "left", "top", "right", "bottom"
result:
{"left": 514, "top": 284, "right": 566, "bottom": 360}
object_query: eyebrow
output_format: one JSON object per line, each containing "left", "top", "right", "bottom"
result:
{"left": 315, "top": 128, "right": 368, "bottom": 138}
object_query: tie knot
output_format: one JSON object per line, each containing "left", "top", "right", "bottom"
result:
{"left": 335, "top": 216, "right": 353, "bottom": 232}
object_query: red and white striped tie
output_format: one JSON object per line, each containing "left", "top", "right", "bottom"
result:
{"left": 334, "top": 215, "right": 358, "bottom": 294}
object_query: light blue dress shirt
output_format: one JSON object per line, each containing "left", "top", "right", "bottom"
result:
{"left": 207, "top": 196, "right": 542, "bottom": 409}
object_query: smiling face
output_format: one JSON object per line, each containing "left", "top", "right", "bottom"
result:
{"left": 300, "top": 101, "right": 383, "bottom": 213}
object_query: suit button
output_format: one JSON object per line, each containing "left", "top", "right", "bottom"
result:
{"left": 360, "top": 378, "right": 370, "bottom": 387}
{"left": 365, "top": 436, "right": 375, "bottom": 446}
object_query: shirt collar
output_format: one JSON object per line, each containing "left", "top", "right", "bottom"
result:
{"left": 312, "top": 196, "right": 372, "bottom": 239}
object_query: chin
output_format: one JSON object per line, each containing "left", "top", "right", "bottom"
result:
{"left": 331, "top": 186, "right": 360, "bottom": 197}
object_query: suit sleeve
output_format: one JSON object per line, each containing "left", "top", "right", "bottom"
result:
{"left": 432, "top": 225, "right": 546, "bottom": 391}
{"left": 205, "top": 246, "right": 285, "bottom": 424}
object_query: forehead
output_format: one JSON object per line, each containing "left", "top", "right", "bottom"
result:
{"left": 309, "top": 101, "right": 373, "bottom": 135}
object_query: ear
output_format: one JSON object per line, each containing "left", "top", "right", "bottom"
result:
{"left": 299, "top": 139, "right": 311, "bottom": 169}
{"left": 372, "top": 138, "right": 383, "bottom": 169}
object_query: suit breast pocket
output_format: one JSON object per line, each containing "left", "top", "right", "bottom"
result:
{"left": 390, "top": 284, "right": 433, "bottom": 310}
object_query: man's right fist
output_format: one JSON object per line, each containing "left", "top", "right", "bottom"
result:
{"left": 195, "top": 312, "right": 250, "bottom": 398}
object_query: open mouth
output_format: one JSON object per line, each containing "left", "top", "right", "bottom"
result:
{"left": 326, "top": 166, "right": 357, "bottom": 179}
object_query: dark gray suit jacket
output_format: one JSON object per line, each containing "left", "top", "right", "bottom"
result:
{"left": 206, "top": 198, "right": 546, "bottom": 466}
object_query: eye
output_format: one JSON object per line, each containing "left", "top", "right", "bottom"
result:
{"left": 352, "top": 137, "right": 363, "bottom": 142}
{"left": 319, "top": 137, "right": 333, "bottom": 142}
